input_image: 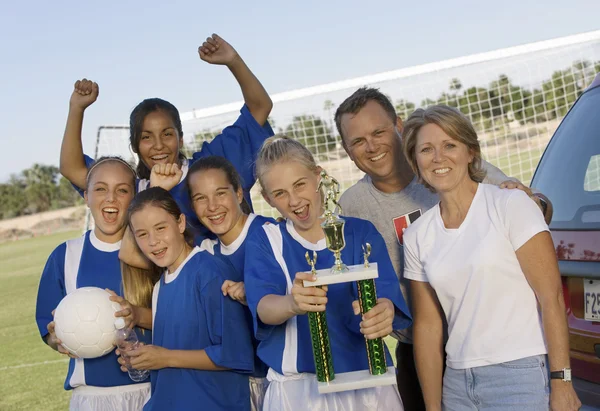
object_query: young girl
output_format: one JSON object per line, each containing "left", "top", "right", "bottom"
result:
{"left": 244, "top": 136, "right": 412, "bottom": 411}
{"left": 59, "top": 34, "right": 273, "bottom": 245}
{"left": 187, "top": 155, "right": 273, "bottom": 411}
{"left": 126, "top": 187, "right": 254, "bottom": 411}
{"left": 35, "top": 156, "right": 155, "bottom": 410}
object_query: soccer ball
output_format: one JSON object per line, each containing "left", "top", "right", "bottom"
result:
{"left": 54, "top": 287, "right": 122, "bottom": 359}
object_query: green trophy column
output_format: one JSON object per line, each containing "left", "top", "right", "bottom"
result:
{"left": 357, "top": 279, "right": 388, "bottom": 375}
{"left": 308, "top": 304, "right": 335, "bottom": 382}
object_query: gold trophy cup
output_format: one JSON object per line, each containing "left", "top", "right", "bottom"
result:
{"left": 302, "top": 170, "right": 396, "bottom": 394}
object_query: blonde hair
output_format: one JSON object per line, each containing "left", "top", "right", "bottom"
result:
{"left": 402, "top": 105, "right": 486, "bottom": 191}
{"left": 256, "top": 135, "right": 319, "bottom": 192}
{"left": 121, "top": 262, "right": 161, "bottom": 309}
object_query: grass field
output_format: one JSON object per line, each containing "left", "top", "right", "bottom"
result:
{"left": 0, "top": 231, "right": 78, "bottom": 411}
{"left": 0, "top": 229, "right": 397, "bottom": 410}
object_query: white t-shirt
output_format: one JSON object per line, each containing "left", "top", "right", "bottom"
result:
{"left": 403, "top": 183, "right": 549, "bottom": 369}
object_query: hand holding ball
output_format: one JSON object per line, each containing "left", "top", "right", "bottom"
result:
{"left": 53, "top": 287, "right": 122, "bottom": 359}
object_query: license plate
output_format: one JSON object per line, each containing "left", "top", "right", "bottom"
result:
{"left": 584, "top": 279, "right": 600, "bottom": 321}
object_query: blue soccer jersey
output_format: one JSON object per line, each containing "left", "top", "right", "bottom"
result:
{"left": 145, "top": 247, "right": 254, "bottom": 411}
{"left": 35, "top": 231, "right": 152, "bottom": 390}
{"left": 199, "top": 213, "right": 274, "bottom": 379}
{"left": 75, "top": 105, "right": 273, "bottom": 243}
{"left": 244, "top": 217, "right": 412, "bottom": 376}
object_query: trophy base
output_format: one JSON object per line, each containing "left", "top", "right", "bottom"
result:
{"left": 303, "top": 263, "right": 379, "bottom": 287}
{"left": 317, "top": 366, "right": 397, "bottom": 394}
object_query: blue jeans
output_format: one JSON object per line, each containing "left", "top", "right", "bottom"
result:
{"left": 442, "top": 355, "right": 550, "bottom": 410}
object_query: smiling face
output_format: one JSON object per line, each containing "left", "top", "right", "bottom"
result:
{"left": 137, "top": 110, "right": 183, "bottom": 170}
{"left": 340, "top": 100, "right": 404, "bottom": 185}
{"left": 189, "top": 168, "right": 245, "bottom": 245}
{"left": 130, "top": 204, "right": 188, "bottom": 273}
{"left": 415, "top": 123, "right": 474, "bottom": 193}
{"left": 261, "top": 160, "right": 323, "bottom": 239}
{"left": 84, "top": 161, "right": 135, "bottom": 243}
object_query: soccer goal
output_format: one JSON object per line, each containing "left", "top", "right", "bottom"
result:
{"left": 91, "top": 30, "right": 600, "bottom": 222}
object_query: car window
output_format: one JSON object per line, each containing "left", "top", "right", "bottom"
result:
{"left": 584, "top": 155, "right": 600, "bottom": 192}
{"left": 532, "top": 86, "right": 600, "bottom": 229}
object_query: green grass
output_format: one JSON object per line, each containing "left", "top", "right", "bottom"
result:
{"left": 0, "top": 229, "right": 397, "bottom": 410}
{"left": 0, "top": 231, "right": 79, "bottom": 411}
{"left": 492, "top": 147, "right": 545, "bottom": 185}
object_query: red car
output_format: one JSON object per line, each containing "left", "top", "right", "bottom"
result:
{"left": 531, "top": 73, "right": 600, "bottom": 405}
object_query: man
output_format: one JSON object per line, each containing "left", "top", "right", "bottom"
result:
{"left": 335, "top": 87, "right": 550, "bottom": 410}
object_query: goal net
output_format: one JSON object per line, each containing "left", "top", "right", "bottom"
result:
{"left": 92, "top": 30, "right": 600, "bottom": 221}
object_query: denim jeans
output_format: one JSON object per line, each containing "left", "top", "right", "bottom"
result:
{"left": 442, "top": 355, "right": 550, "bottom": 410}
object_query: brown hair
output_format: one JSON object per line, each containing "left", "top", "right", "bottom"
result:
{"left": 127, "top": 187, "right": 194, "bottom": 247}
{"left": 334, "top": 87, "right": 397, "bottom": 145}
{"left": 402, "top": 105, "right": 486, "bottom": 191}
{"left": 187, "top": 156, "right": 252, "bottom": 215}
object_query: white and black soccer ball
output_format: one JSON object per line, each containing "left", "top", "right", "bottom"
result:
{"left": 53, "top": 287, "right": 122, "bottom": 359}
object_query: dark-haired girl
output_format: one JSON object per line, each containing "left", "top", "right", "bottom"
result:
{"left": 126, "top": 187, "right": 254, "bottom": 411}
{"left": 59, "top": 34, "right": 273, "bottom": 246}
{"left": 35, "top": 157, "right": 155, "bottom": 410}
{"left": 187, "top": 156, "right": 273, "bottom": 411}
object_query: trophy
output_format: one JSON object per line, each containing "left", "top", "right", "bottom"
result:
{"left": 303, "top": 170, "right": 395, "bottom": 394}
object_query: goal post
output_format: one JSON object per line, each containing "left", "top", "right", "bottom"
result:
{"left": 90, "top": 30, "right": 600, "bottom": 223}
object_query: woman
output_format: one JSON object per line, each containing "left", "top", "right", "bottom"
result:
{"left": 401, "top": 105, "right": 581, "bottom": 411}
{"left": 244, "top": 136, "right": 412, "bottom": 411}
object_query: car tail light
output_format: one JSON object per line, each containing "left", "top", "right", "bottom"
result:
{"left": 562, "top": 277, "right": 570, "bottom": 311}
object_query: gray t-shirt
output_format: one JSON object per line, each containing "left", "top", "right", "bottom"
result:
{"left": 338, "top": 162, "right": 510, "bottom": 343}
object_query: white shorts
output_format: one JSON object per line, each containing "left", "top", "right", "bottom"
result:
{"left": 250, "top": 376, "right": 269, "bottom": 411}
{"left": 263, "top": 368, "right": 403, "bottom": 411}
{"left": 69, "top": 383, "right": 150, "bottom": 411}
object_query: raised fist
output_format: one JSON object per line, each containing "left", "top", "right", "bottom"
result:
{"left": 198, "top": 34, "right": 240, "bottom": 66}
{"left": 70, "top": 78, "right": 99, "bottom": 111}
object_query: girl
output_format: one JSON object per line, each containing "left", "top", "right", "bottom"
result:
{"left": 35, "top": 156, "right": 156, "bottom": 411}
{"left": 59, "top": 34, "right": 273, "bottom": 246}
{"left": 401, "top": 105, "right": 580, "bottom": 410}
{"left": 187, "top": 155, "right": 274, "bottom": 411}
{"left": 244, "top": 136, "right": 412, "bottom": 411}
{"left": 126, "top": 187, "right": 254, "bottom": 411}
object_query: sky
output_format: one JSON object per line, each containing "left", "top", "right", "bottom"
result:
{"left": 1, "top": 0, "right": 599, "bottom": 182}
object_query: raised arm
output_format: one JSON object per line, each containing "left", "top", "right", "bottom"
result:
{"left": 411, "top": 280, "right": 445, "bottom": 411}
{"left": 199, "top": 34, "right": 272, "bottom": 126}
{"left": 59, "top": 79, "right": 99, "bottom": 190}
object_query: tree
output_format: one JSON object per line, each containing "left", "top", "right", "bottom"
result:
{"left": 23, "top": 164, "right": 60, "bottom": 213}
{"left": 395, "top": 99, "right": 416, "bottom": 119}
{"left": 285, "top": 115, "right": 336, "bottom": 159}
{"left": 0, "top": 182, "right": 27, "bottom": 219}
{"left": 542, "top": 69, "right": 578, "bottom": 119}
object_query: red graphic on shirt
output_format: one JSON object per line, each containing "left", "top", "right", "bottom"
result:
{"left": 393, "top": 210, "right": 422, "bottom": 245}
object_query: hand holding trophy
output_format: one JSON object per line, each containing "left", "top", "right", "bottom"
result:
{"left": 303, "top": 170, "right": 395, "bottom": 394}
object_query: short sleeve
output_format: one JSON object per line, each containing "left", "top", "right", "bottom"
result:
{"left": 244, "top": 226, "right": 288, "bottom": 341}
{"left": 35, "top": 244, "right": 67, "bottom": 339}
{"left": 70, "top": 154, "right": 95, "bottom": 198}
{"left": 481, "top": 159, "right": 513, "bottom": 186}
{"left": 200, "top": 259, "right": 253, "bottom": 373}
{"left": 190, "top": 105, "right": 274, "bottom": 208}
{"left": 504, "top": 190, "right": 549, "bottom": 251}
{"left": 402, "top": 234, "right": 428, "bottom": 283}
{"left": 359, "top": 221, "right": 412, "bottom": 331}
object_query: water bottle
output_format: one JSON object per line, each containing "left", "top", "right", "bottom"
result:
{"left": 114, "top": 318, "right": 150, "bottom": 382}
